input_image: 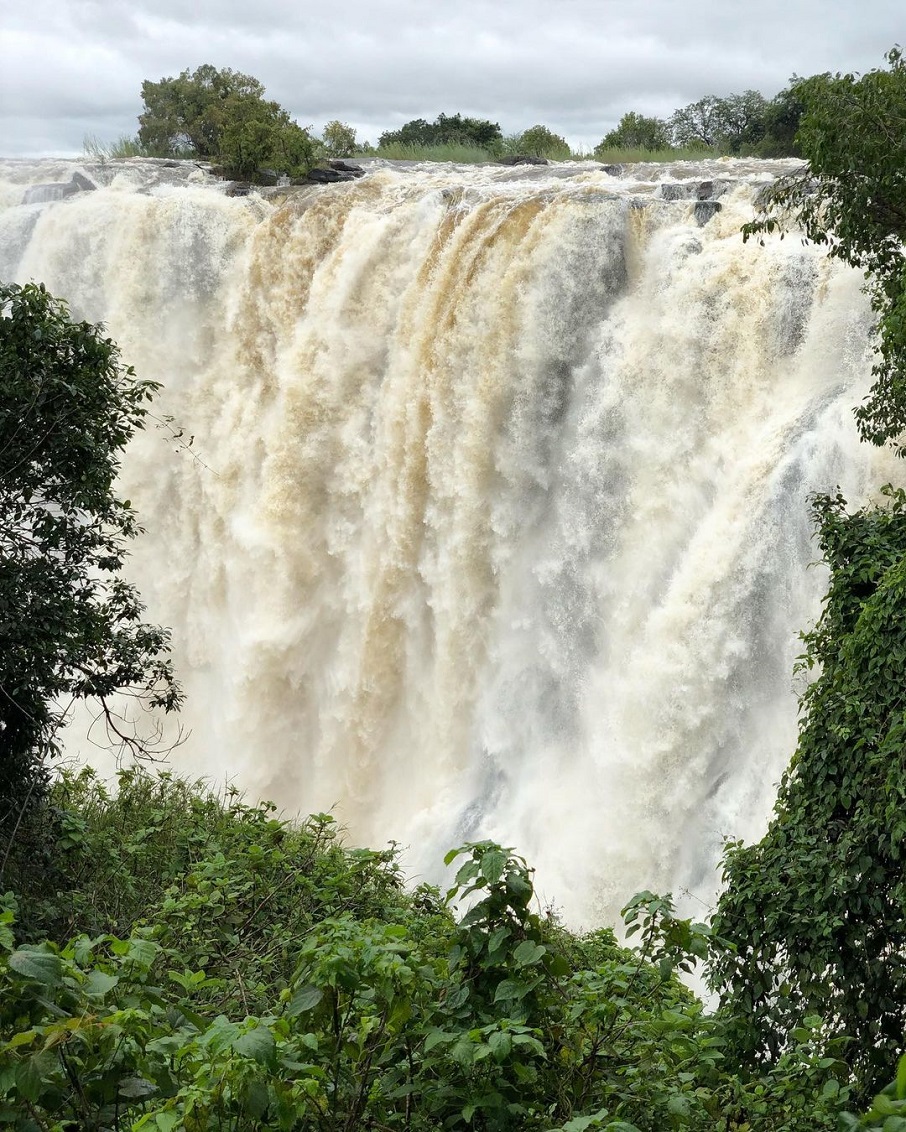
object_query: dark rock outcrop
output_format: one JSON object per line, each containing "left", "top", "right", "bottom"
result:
{"left": 658, "top": 182, "right": 699, "bottom": 201}
{"left": 599, "top": 164, "right": 624, "bottom": 176}
{"left": 22, "top": 171, "right": 97, "bottom": 205}
{"left": 694, "top": 200, "right": 723, "bottom": 226}
{"left": 496, "top": 155, "right": 549, "bottom": 166}
{"left": 328, "top": 160, "right": 365, "bottom": 175}
{"left": 696, "top": 179, "right": 732, "bottom": 200}
{"left": 659, "top": 180, "right": 733, "bottom": 203}
{"left": 299, "top": 164, "right": 367, "bottom": 185}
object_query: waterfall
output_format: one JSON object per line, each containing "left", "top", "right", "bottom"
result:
{"left": 1, "top": 155, "right": 899, "bottom": 925}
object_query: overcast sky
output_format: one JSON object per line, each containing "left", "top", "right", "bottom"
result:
{"left": 2, "top": 0, "right": 904, "bottom": 156}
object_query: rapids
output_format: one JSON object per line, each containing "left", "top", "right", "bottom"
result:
{"left": 0, "top": 155, "right": 899, "bottom": 924}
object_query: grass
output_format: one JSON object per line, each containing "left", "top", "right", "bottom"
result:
{"left": 368, "top": 141, "right": 497, "bottom": 163}
{"left": 368, "top": 141, "right": 728, "bottom": 165}
{"left": 82, "top": 134, "right": 196, "bottom": 160}
{"left": 591, "top": 144, "right": 724, "bottom": 163}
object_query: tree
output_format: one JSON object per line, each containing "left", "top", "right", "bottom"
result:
{"left": 137, "top": 64, "right": 315, "bottom": 177}
{"left": 712, "top": 50, "right": 906, "bottom": 1102}
{"left": 0, "top": 283, "right": 181, "bottom": 830}
{"left": 138, "top": 65, "right": 264, "bottom": 158}
{"left": 670, "top": 90, "right": 768, "bottom": 152}
{"left": 744, "top": 50, "right": 906, "bottom": 450}
{"left": 756, "top": 83, "right": 805, "bottom": 157}
{"left": 378, "top": 112, "right": 503, "bottom": 152}
{"left": 595, "top": 111, "right": 671, "bottom": 153}
{"left": 218, "top": 98, "right": 314, "bottom": 179}
{"left": 711, "top": 489, "right": 906, "bottom": 1098}
{"left": 516, "top": 124, "right": 571, "bottom": 160}
{"left": 322, "top": 120, "right": 357, "bottom": 158}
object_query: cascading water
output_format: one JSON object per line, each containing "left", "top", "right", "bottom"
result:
{"left": 1, "top": 155, "right": 899, "bottom": 925}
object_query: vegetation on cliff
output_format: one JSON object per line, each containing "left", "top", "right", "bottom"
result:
{"left": 137, "top": 65, "right": 317, "bottom": 179}
{"left": 0, "top": 282, "right": 181, "bottom": 837}
{"left": 97, "top": 63, "right": 809, "bottom": 168}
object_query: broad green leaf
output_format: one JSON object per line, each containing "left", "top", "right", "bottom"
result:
{"left": 8, "top": 948, "right": 63, "bottom": 987}
{"left": 513, "top": 940, "right": 546, "bottom": 967}
{"left": 897, "top": 1053, "right": 906, "bottom": 1100}
{"left": 85, "top": 969, "right": 119, "bottom": 997}
{"left": 287, "top": 984, "right": 323, "bottom": 1016}
{"left": 424, "top": 1029, "right": 455, "bottom": 1052}
{"left": 480, "top": 849, "right": 508, "bottom": 884}
{"left": 234, "top": 1026, "right": 277, "bottom": 1068}
{"left": 493, "top": 977, "right": 530, "bottom": 1003}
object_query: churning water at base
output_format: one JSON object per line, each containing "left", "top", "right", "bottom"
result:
{"left": 1, "top": 155, "right": 899, "bottom": 924}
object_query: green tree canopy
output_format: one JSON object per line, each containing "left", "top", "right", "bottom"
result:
{"left": 670, "top": 90, "right": 768, "bottom": 152}
{"left": 378, "top": 112, "right": 503, "bottom": 152}
{"left": 596, "top": 111, "right": 671, "bottom": 153}
{"left": 321, "top": 120, "right": 357, "bottom": 158}
{"left": 711, "top": 489, "right": 906, "bottom": 1098}
{"left": 137, "top": 64, "right": 315, "bottom": 178}
{"left": 756, "top": 83, "right": 805, "bottom": 157}
{"left": 714, "top": 50, "right": 906, "bottom": 1100}
{"left": 745, "top": 49, "right": 906, "bottom": 450}
{"left": 0, "top": 283, "right": 181, "bottom": 829}
{"left": 516, "top": 123, "right": 571, "bottom": 160}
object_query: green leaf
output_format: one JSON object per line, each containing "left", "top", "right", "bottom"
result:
{"left": 513, "top": 940, "right": 546, "bottom": 967}
{"left": 897, "top": 1054, "right": 906, "bottom": 1100}
{"left": 424, "top": 1028, "right": 455, "bottom": 1052}
{"left": 8, "top": 947, "right": 63, "bottom": 987}
{"left": 493, "top": 978, "right": 530, "bottom": 1003}
{"left": 234, "top": 1026, "right": 276, "bottom": 1068}
{"left": 287, "top": 984, "right": 323, "bottom": 1015}
{"left": 85, "top": 969, "right": 119, "bottom": 997}
{"left": 480, "top": 849, "right": 508, "bottom": 884}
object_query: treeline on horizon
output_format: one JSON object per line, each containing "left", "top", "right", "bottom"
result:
{"left": 87, "top": 63, "right": 804, "bottom": 179}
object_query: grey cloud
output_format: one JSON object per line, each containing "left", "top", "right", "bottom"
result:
{"left": 2, "top": 0, "right": 904, "bottom": 155}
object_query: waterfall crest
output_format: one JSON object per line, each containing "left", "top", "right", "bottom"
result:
{"left": 1, "top": 156, "right": 899, "bottom": 923}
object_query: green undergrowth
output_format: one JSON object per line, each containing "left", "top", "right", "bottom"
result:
{"left": 0, "top": 766, "right": 879, "bottom": 1131}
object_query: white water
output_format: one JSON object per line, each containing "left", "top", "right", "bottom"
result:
{"left": 1, "top": 156, "right": 899, "bottom": 925}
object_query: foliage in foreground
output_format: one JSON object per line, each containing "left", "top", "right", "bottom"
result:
{"left": 711, "top": 487, "right": 906, "bottom": 1099}
{"left": 0, "top": 767, "right": 858, "bottom": 1132}
{"left": 0, "top": 283, "right": 181, "bottom": 833}
{"left": 744, "top": 48, "right": 906, "bottom": 452}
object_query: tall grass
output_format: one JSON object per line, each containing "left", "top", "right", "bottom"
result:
{"left": 372, "top": 141, "right": 496, "bottom": 163}
{"left": 591, "top": 144, "right": 724, "bottom": 163}
{"left": 82, "top": 134, "right": 196, "bottom": 160}
{"left": 82, "top": 134, "right": 154, "bottom": 159}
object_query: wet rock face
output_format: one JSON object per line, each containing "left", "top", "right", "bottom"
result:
{"left": 694, "top": 200, "right": 723, "bottom": 226}
{"left": 697, "top": 179, "right": 732, "bottom": 200}
{"left": 496, "top": 155, "right": 550, "bottom": 166}
{"left": 298, "top": 161, "right": 367, "bottom": 185}
{"left": 22, "top": 171, "right": 97, "bottom": 205}
{"left": 659, "top": 182, "right": 699, "bottom": 201}
{"left": 658, "top": 179, "right": 733, "bottom": 202}
{"left": 328, "top": 160, "right": 365, "bottom": 175}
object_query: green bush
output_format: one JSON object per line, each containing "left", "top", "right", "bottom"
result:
{"left": 0, "top": 769, "right": 855, "bottom": 1131}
